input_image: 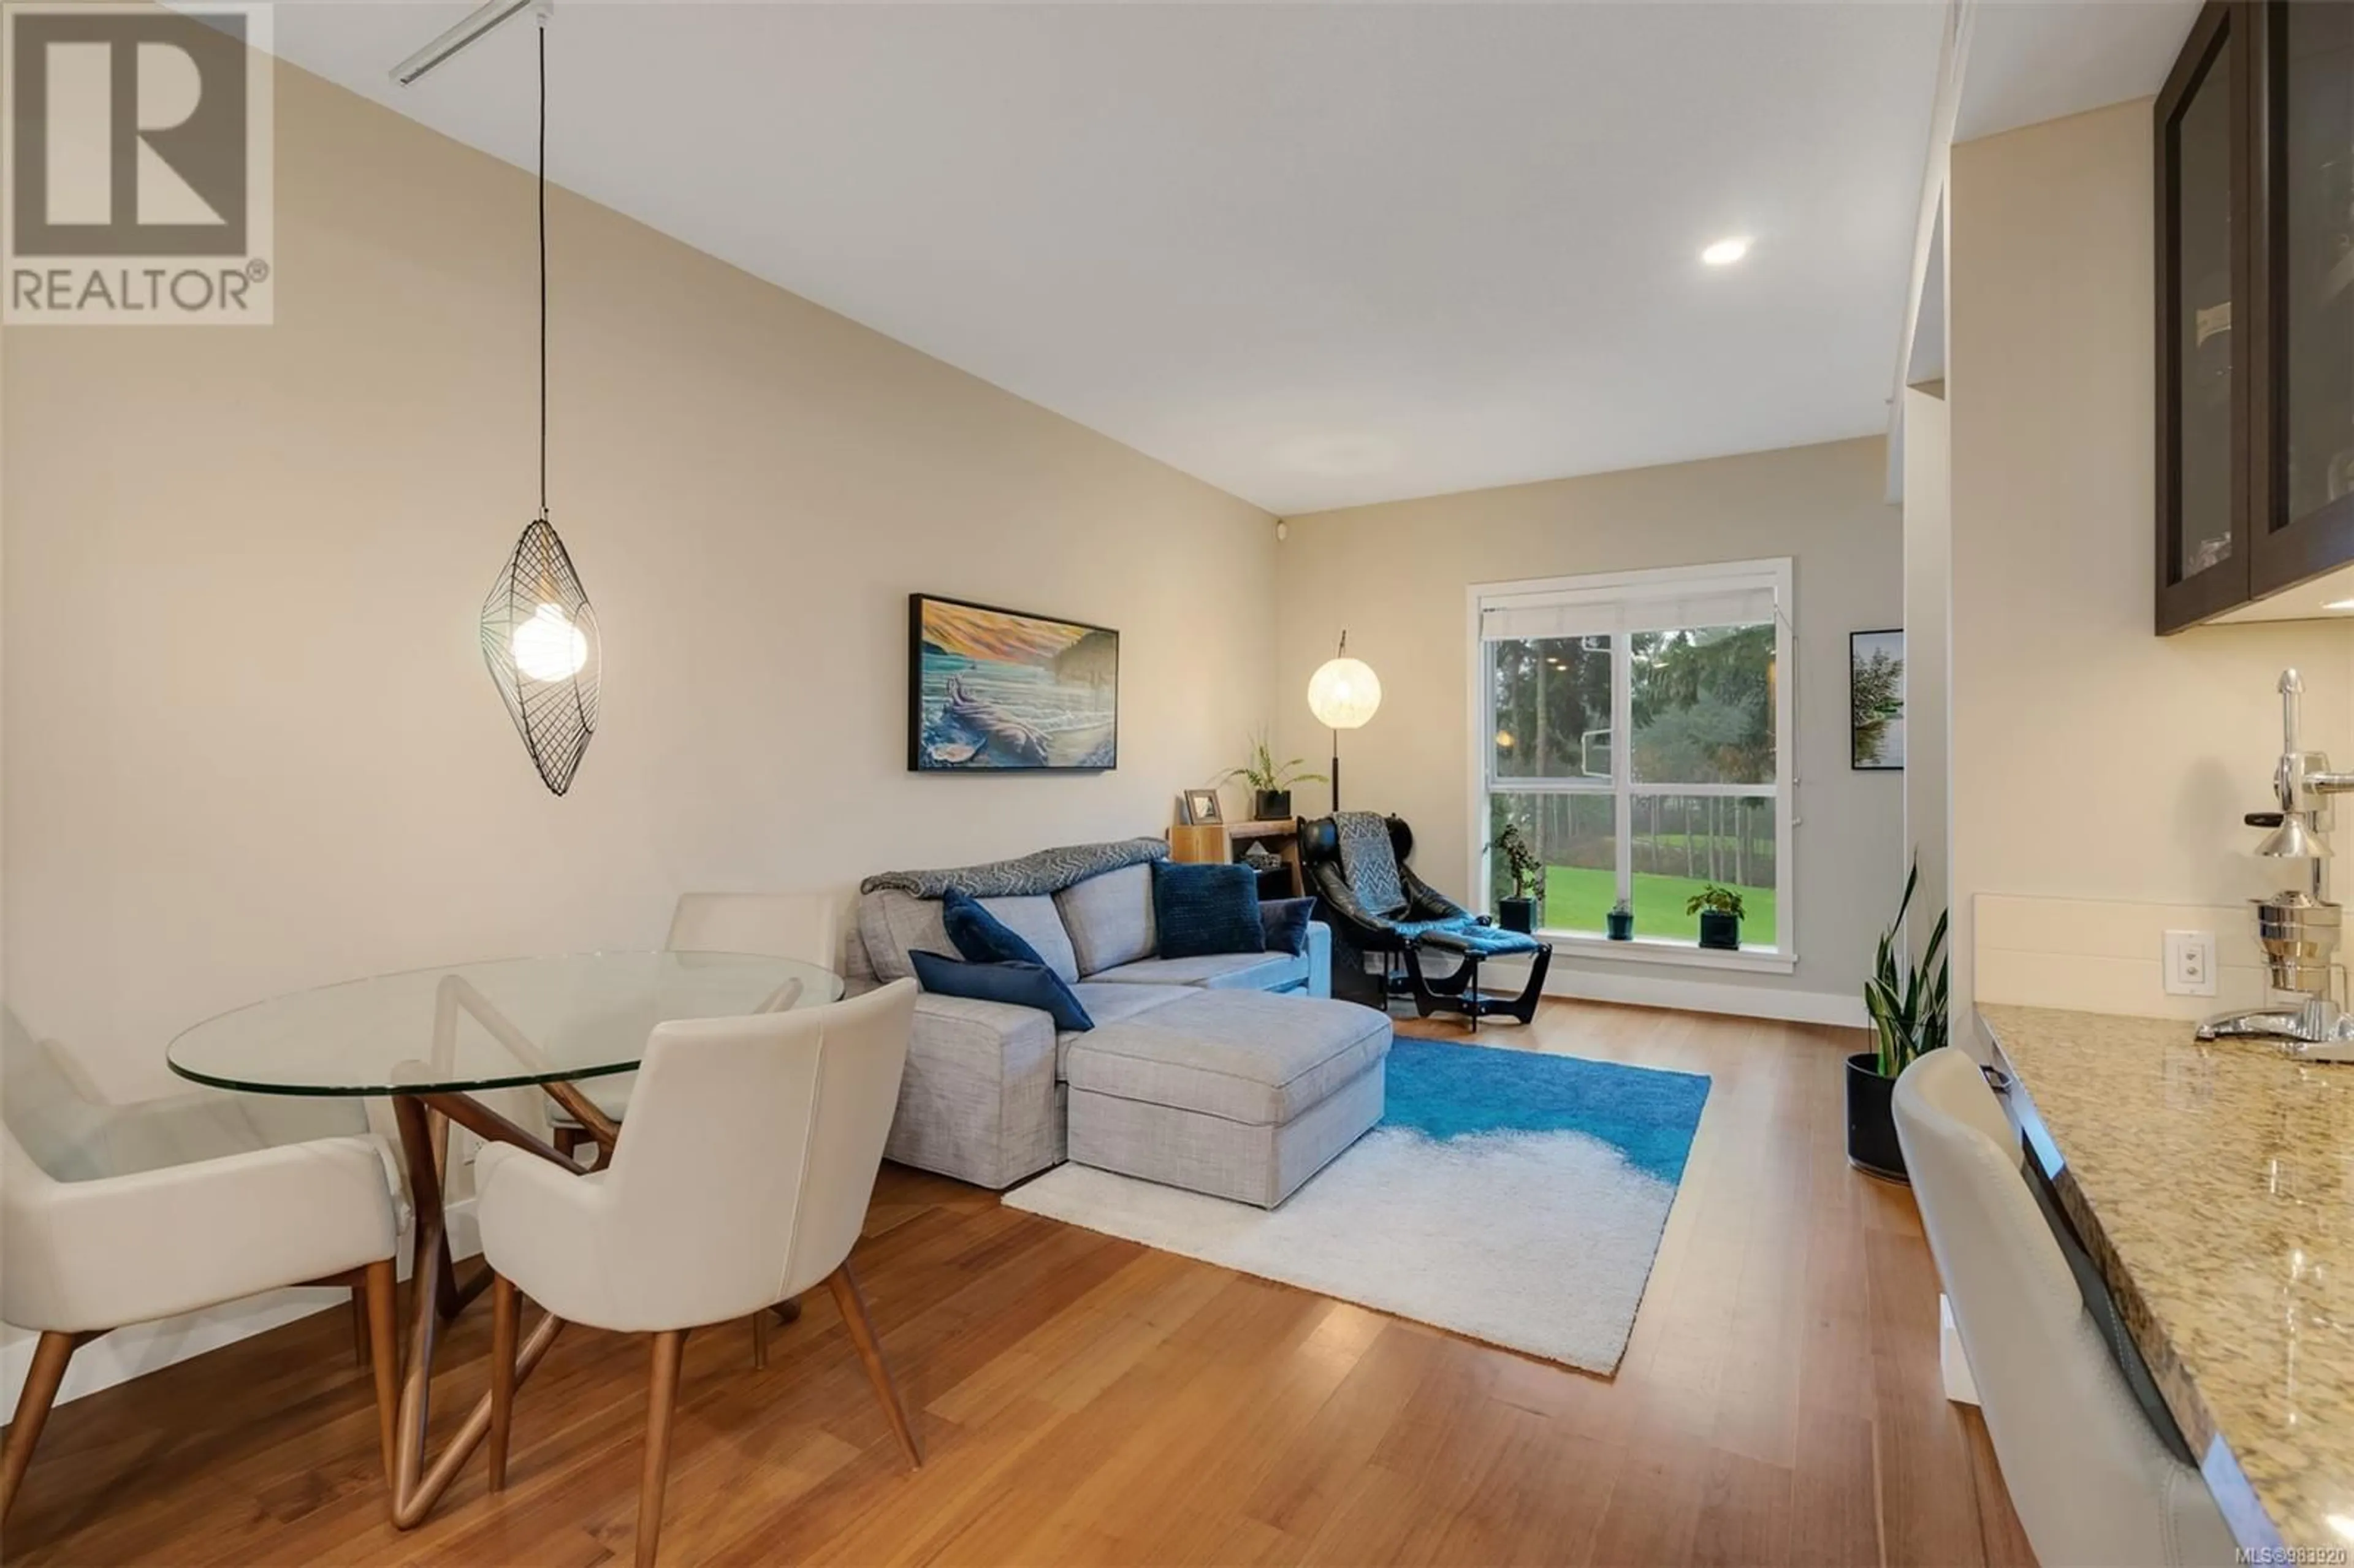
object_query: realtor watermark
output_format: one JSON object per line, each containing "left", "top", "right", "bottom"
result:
{"left": 1, "top": 1, "right": 273, "bottom": 324}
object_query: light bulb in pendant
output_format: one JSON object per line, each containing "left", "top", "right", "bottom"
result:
{"left": 512, "top": 601, "right": 588, "bottom": 682}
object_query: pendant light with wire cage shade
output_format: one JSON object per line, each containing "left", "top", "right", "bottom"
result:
{"left": 477, "top": 9, "right": 600, "bottom": 796}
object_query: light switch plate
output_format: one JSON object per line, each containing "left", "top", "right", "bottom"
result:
{"left": 2164, "top": 930, "right": 2217, "bottom": 997}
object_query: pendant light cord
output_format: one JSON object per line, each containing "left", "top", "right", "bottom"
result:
{"left": 536, "top": 13, "right": 548, "bottom": 522}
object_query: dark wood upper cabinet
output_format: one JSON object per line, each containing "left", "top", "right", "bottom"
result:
{"left": 2252, "top": 0, "right": 2354, "bottom": 596}
{"left": 2156, "top": 2, "right": 2252, "bottom": 631}
{"left": 2157, "top": 0, "right": 2354, "bottom": 633}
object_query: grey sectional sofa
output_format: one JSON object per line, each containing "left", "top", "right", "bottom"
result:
{"left": 847, "top": 837, "right": 1379, "bottom": 1195}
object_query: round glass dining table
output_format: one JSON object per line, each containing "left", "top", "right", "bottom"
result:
{"left": 168, "top": 950, "right": 842, "bottom": 1098}
{"left": 164, "top": 950, "right": 844, "bottom": 1529}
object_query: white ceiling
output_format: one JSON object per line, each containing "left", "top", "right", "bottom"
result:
{"left": 1956, "top": 0, "right": 2200, "bottom": 144}
{"left": 266, "top": 1, "right": 1956, "bottom": 514}
{"left": 259, "top": 2, "right": 2195, "bottom": 516}
{"left": 1894, "top": 4, "right": 2196, "bottom": 399}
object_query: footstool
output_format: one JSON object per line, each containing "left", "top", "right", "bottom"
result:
{"left": 1402, "top": 926, "right": 1553, "bottom": 1029}
{"left": 1062, "top": 989, "right": 1391, "bottom": 1208}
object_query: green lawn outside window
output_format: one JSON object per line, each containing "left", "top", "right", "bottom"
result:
{"left": 1540, "top": 866, "right": 1778, "bottom": 948}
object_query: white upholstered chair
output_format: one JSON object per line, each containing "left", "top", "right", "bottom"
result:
{"left": 474, "top": 979, "right": 919, "bottom": 1567}
{"left": 665, "top": 891, "right": 840, "bottom": 974}
{"left": 0, "top": 1121, "right": 405, "bottom": 1520}
{"left": 1893, "top": 1049, "right": 2236, "bottom": 1567}
{"left": 2, "top": 1020, "right": 373, "bottom": 1181}
{"left": 548, "top": 892, "right": 841, "bottom": 1163}
{"left": 1, "top": 1020, "right": 398, "bottom": 1368}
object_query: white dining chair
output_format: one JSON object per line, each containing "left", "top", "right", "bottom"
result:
{"left": 547, "top": 892, "right": 841, "bottom": 1164}
{"left": 0, "top": 1121, "right": 406, "bottom": 1521}
{"left": 474, "top": 978, "right": 919, "bottom": 1568}
{"left": 665, "top": 891, "right": 840, "bottom": 973}
{"left": 1, "top": 1017, "right": 403, "bottom": 1374}
{"left": 1893, "top": 1049, "right": 2236, "bottom": 1568}
{"left": 3, "top": 1018, "right": 373, "bottom": 1181}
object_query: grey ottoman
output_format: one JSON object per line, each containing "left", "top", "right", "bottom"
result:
{"left": 1062, "top": 989, "right": 1391, "bottom": 1208}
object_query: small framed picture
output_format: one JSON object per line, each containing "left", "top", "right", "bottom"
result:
{"left": 1184, "top": 788, "right": 1224, "bottom": 825}
{"left": 1850, "top": 628, "right": 1905, "bottom": 770}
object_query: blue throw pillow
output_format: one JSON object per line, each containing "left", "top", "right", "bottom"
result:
{"left": 909, "top": 950, "right": 1094, "bottom": 1033}
{"left": 1152, "top": 861, "right": 1265, "bottom": 960}
{"left": 941, "top": 888, "right": 1046, "bottom": 968}
{"left": 1260, "top": 897, "right": 1316, "bottom": 956}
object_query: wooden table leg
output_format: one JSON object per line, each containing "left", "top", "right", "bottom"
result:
{"left": 389, "top": 1095, "right": 450, "bottom": 1515}
{"left": 382, "top": 1090, "right": 569, "bottom": 1530}
{"left": 539, "top": 1077, "right": 620, "bottom": 1168}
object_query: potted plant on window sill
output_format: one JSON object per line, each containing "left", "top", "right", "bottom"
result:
{"left": 1606, "top": 897, "right": 1634, "bottom": 941}
{"left": 1218, "top": 729, "right": 1326, "bottom": 821}
{"left": 1491, "top": 822, "right": 1545, "bottom": 934}
{"left": 1686, "top": 885, "right": 1744, "bottom": 950}
{"left": 1848, "top": 857, "right": 1949, "bottom": 1182}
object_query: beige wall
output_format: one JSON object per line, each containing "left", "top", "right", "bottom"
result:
{"left": 2, "top": 63, "right": 1276, "bottom": 1100}
{"left": 1949, "top": 99, "right": 2354, "bottom": 1023}
{"left": 1271, "top": 436, "right": 1906, "bottom": 1015}
{"left": 1902, "top": 384, "right": 1951, "bottom": 967}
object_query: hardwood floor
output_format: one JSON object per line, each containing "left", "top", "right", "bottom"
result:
{"left": 1, "top": 1002, "right": 2033, "bottom": 1567}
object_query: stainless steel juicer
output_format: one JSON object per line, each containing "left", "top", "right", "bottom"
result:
{"left": 2198, "top": 669, "right": 2354, "bottom": 1056}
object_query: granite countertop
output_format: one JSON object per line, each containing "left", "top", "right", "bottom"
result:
{"left": 1977, "top": 1003, "right": 2353, "bottom": 1553}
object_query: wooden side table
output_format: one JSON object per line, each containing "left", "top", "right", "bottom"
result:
{"left": 1168, "top": 823, "right": 1229, "bottom": 864}
{"left": 1167, "top": 820, "right": 1306, "bottom": 899}
{"left": 1225, "top": 819, "right": 1306, "bottom": 899}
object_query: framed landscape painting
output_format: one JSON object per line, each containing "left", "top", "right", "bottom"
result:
{"left": 1850, "top": 628, "right": 1905, "bottom": 770}
{"left": 908, "top": 594, "right": 1119, "bottom": 772}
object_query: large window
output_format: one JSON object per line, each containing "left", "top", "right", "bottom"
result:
{"left": 1472, "top": 560, "right": 1793, "bottom": 961}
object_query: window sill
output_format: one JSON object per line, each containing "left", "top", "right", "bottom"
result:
{"left": 1515, "top": 931, "right": 1799, "bottom": 975}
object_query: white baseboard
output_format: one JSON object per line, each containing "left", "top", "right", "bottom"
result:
{"left": 1, "top": 1197, "right": 481, "bottom": 1414}
{"left": 1469, "top": 956, "right": 1868, "bottom": 1028}
{"left": 1941, "top": 1293, "right": 1981, "bottom": 1405}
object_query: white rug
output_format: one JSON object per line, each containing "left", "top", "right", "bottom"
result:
{"left": 1004, "top": 1121, "right": 1690, "bottom": 1374}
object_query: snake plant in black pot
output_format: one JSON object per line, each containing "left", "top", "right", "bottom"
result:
{"left": 1847, "top": 858, "right": 1949, "bottom": 1181}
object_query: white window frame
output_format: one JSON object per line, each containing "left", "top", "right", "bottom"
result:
{"left": 1465, "top": 557, "right": 1797, "bottom": 975}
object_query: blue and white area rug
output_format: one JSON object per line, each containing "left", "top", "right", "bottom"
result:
{"left": 1003, "top": 1038, "right": 1710, "bottom": 1374}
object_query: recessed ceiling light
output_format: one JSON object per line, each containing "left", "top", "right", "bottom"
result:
{"left": 2326, "top": 597, "right": 2354, "bottom": 611}
{"left": 1701, "top": 237, "right": 1751, "bottom": 267}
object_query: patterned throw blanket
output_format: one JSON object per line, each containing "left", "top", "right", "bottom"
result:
{"left": 859, "top": 836, "right": 1168, "bottom": 899}
{"left": 1330, "top": 812, "right": 1541, "bottom": 956}
{"left": 1332, "top": 812, "right": 1408, "bottom": 918}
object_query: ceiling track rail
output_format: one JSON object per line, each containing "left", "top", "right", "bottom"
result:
{"left": 390, "top": 0, "right": 547, "bottom": 87}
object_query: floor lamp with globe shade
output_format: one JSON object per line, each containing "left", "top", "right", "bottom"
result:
{"left": 1307, "top": 631, "right": 1382, "bottom": 812}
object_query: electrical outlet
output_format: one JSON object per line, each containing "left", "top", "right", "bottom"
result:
{"left": 2164, "top": 930, "right": 2217, "bottom": 997}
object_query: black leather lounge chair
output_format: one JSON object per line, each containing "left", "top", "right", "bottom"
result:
{"left": 1299, "top": 812, "right": 1552, "bottom": 1027}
